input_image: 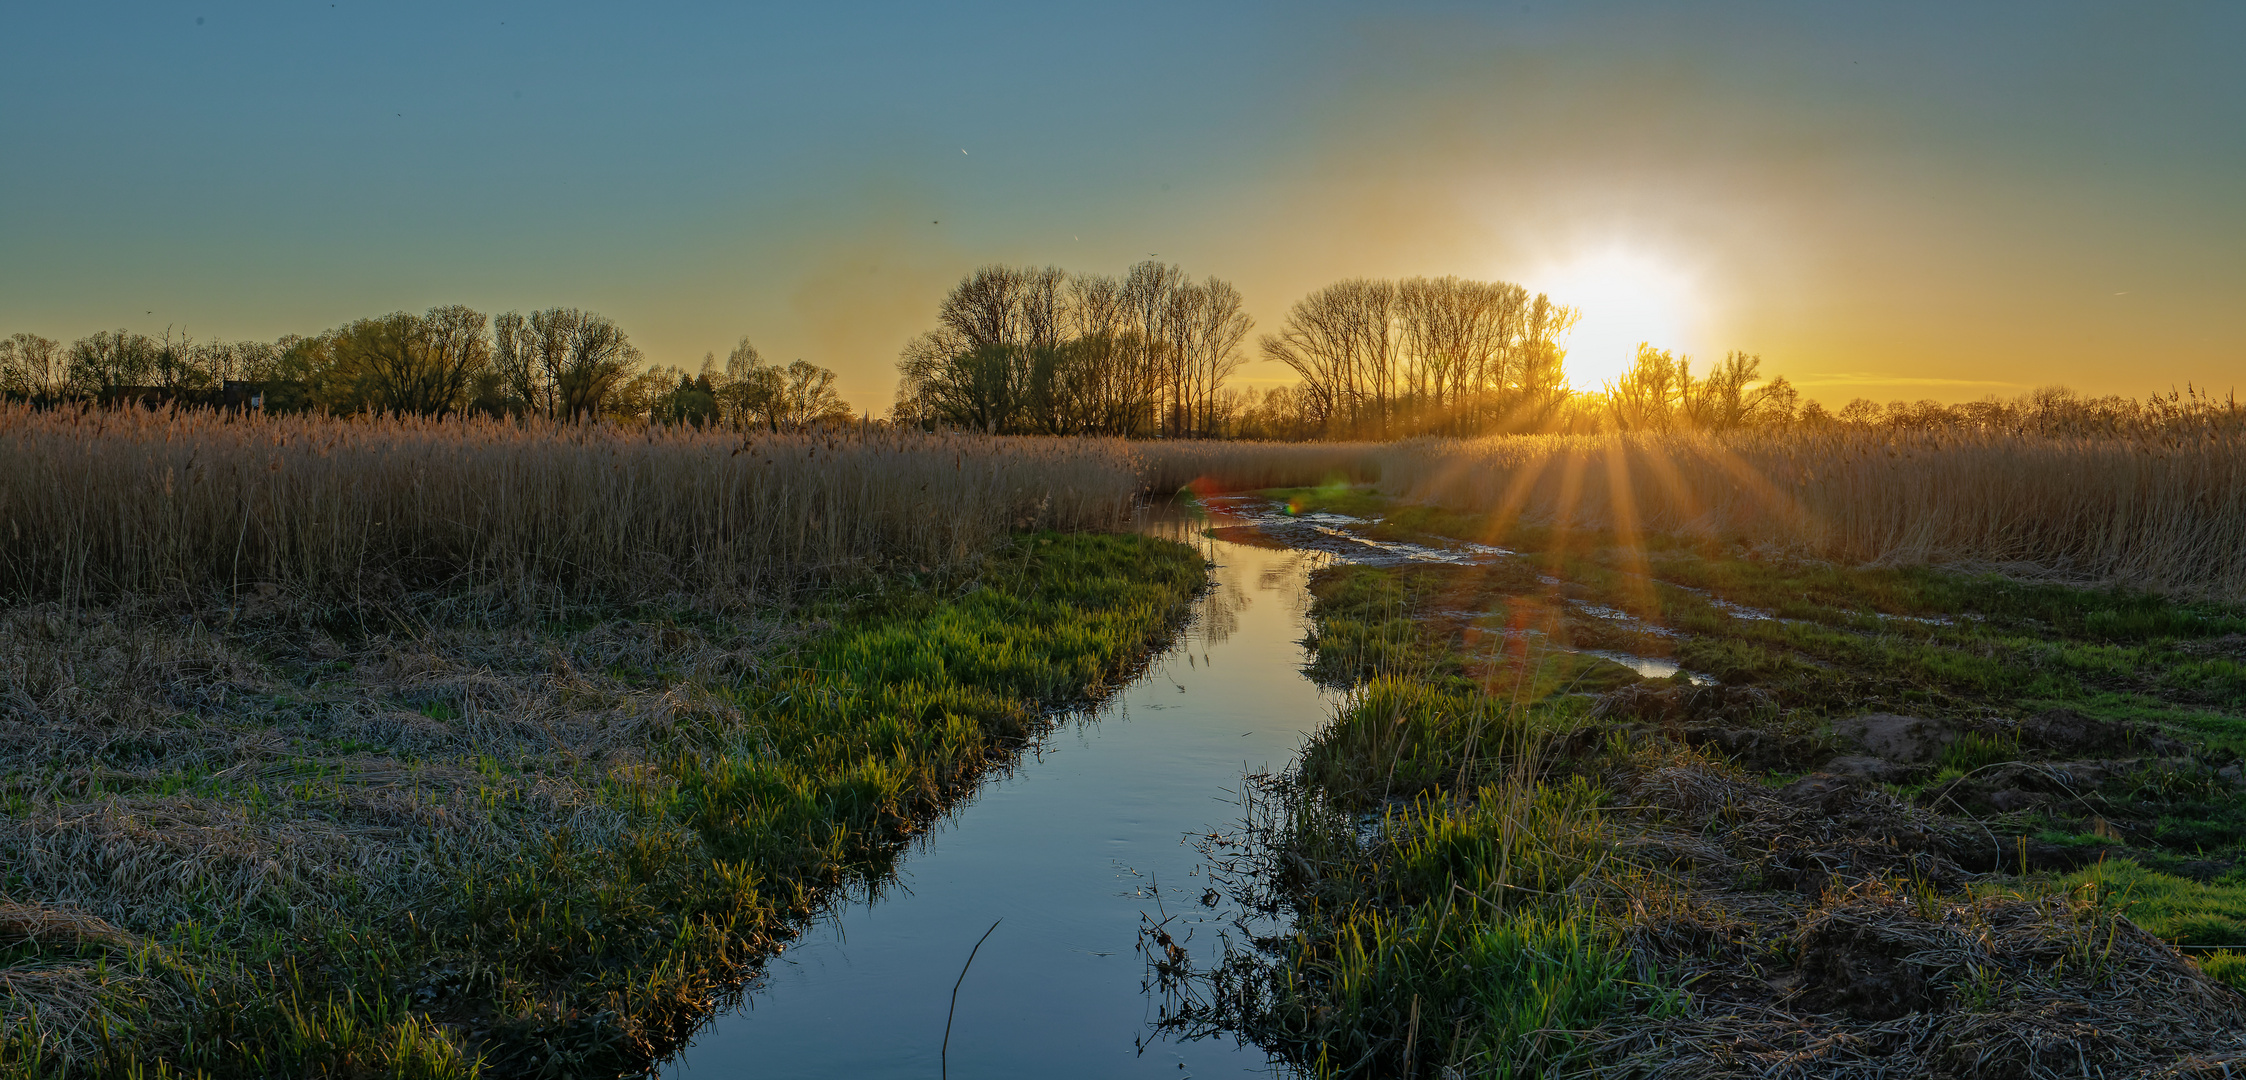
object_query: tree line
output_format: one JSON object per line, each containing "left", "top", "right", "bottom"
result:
{"left": 1258, "top": 276, "right": 1580, "bottom": 438}
{"left": 0, "top": 308, "right": 851, "bottom": 429}
{"left": 889, "top": 265, "right": 1804, "bottom": 440}
{"left": 29, "top": 268, "right": 2187, "bottom": 441}
{"left": 892, "top": 261, "right": 1253, "bottom": 437}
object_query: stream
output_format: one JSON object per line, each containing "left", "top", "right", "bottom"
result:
{"left": 663, "top": 508, "right": 1336, "bottom": 1077}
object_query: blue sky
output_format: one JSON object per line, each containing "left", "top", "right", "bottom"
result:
{"left": 5, "top": 1, "right": 2241, "bottom": 409}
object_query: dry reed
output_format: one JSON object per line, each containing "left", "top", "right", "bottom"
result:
{"left": 1375, "top": 428, "right": 2246, "bottom": 601}
{"left": 0, "top": 405, "right": 1145, "bottom": 607}
{"left": 1134, "top": 438, "right": 1385, "bottom": 494}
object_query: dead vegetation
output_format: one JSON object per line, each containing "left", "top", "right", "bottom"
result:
{"left": 1375, "top": 427, "right": 2246, "bottom": 602}
{"left": 1120, "top": 424, "right": 2246, "bottom": 602}
{"left": 0, "top": 406, "right": 1240, "bottom": 1075}
{"left": 1589, "top": 742, "right": 2246, "bottom": 1078}
{"left": 0, "top": 404, "right": 1146, "bottom": 607}
{"left": 1152, "top": 492, "right": 2246, "bottom": 1078}
{"left": 1596, "top": 872, "right": 2246, "bottom": 1078}
{"left": 0, "top": 514, "right": 1208, "bottom": 1075}
{"left": 0, "top": 587, "right": 788, "bottom": 1069}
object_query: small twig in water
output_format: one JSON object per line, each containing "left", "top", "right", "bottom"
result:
{"left": 942, "top": 918, "right": 1003, "bottom": 1080}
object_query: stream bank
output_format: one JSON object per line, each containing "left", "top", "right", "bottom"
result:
{"left": 664, "top": 513, "right": 1329, "bottom": 1078}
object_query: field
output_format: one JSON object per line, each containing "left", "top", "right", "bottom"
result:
{"left": 1146, "top": 422, "right": 2246, "bottom": 604}
{"left": 0, "top": 407, "right": 1216, "bottom": 1075}
{"left": 1154, "top": 483, "right": 2246, "bottom": 1077}
{"left": 7, "top": 406, "right": 2246, "bottom": 1077}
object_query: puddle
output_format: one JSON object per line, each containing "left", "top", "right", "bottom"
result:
{"left": 1880, "top": 611, "right": 1962, "bottom": 626}
{"left": 1708, "top": 597, "right": 1779, "bottom": 621}
{"left": 1578, "top": 649, "right": 1715, "bottom": 684}
{"left": 1564, "top": 599, "right": 1681, "bottom": 638}
{"left": 1437, "top": 613, "right": 1714, "bottom": 685}
{"left": 1201, "top": 498, "right": 1507, "bottom": 569}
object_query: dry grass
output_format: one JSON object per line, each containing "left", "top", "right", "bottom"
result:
{"left": 1595, "top": 876, "right": 2246, "bottom": 1079}
{"left": 1580, "top": 742, "right": 2246, "bottom": 1076}
{"left": 0, "top": 588, "right": 790, "bottom": 1068}
{"left": 0, "top": 596, "right": 773, "bottom": 913}
{"left": 25, "top": 406, "right": 2232, "bottom": 608}
{"left": 1374, "top": 426, "right": 2246, "bottom": 597}
{"left": 0, "top": 404, "right": 1145, "bottom": 607}
{"left": 1373, "top": 428, "right": 2246, "bottom": 599}
{"left": 1134, "top": 438, "right": 1385, "bottom": 494}
{"left": 0, "top": 405, "right": 1231, "bottom": 1072}
{"left": 1094, "top": 425, "right": 2246, "bottom": 600}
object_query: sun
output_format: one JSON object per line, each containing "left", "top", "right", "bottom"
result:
{"left": 1528, "top": 248, "right": 1701, "bottom": 390}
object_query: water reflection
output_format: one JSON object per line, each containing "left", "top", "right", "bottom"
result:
{"left": 664, "top": 523, "right": 1332, "bottom": 1079}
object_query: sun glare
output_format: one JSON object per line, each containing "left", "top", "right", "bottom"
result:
{"left": 1529, "top": 249, "right": 1701, "bottom": 390}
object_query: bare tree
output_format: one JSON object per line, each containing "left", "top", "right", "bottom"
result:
{"left": 897, "top": 260, "right": 1251, "bottom": 437}
{"left": 1064, "top": 273, "right": 1151, "bottom": 434}
{"left": 1260, "top": 287, "right": 1358, "bottom": 437}
{"left": 1607, "top": 344, "right": 1689, "bottom": 431}
{"left": 1258, "top": 279, "right": 1402, "bottom": 437}
{"left": 1123, "top": 260, "right": 1185, "bottom": 434}
{"left": 0, "top": 333, "right": 64, "bottom": 398}
{"left": 1682, "top": 351, "right": 1796, "bottom": 430}
{"left": 65, "top": 330, "right": 159, "bottom": 397}
{"left": 494, "top": 308, "right": 638, "bottom": 420}
{"left": 940, "top": 265, "right": 1033, "bottom": 351}
{"left": 1398, "top": 276, "right": 1524, "bottom": 433}
{"left": 1169, "top": 278, "right": 1253, "bottom": 437}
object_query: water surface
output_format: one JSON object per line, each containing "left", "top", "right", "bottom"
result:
{"left": 665, "top": 520, "right": 1334, "bottom": 1078}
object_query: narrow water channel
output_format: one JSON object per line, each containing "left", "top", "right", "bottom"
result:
{"left": 664, "top": 518, "right": 1336, "bottom": 1077}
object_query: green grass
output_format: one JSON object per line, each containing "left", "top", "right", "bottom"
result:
{"left": 1287, "top": 486, "right": 2246, "bottom": 723}
{"left": 1198, "top": 487, "right": 2246, "bottom": 1075}
{"left": 1, "top": 532, "right": 1206, "bottom": 1078}
{"left": 1264, "top": 482, "right": 1392, "bottom": 522}
{"left": 2059, "top": 858, "right": 2246, "bottom": 986}
{"left": 1181, "top": 761, "right": 1657, "bottom": 1078}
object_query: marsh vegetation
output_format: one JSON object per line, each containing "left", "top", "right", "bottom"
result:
{"left": 1153, "top": 486, "right": 2246, "bottom": 1078}
{"left": 4, "top": 396, "right": 2245, "bottom": 1077}
{"left": 0, "top": 406, "right": 1222, "bottom": 1075}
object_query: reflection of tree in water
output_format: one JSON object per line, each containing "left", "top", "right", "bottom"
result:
{"left": 1262, "top": 552, "right": 1321, "bottom": 623}
{"left": 1194, "top": 569, "right": 1249, "bottom": 647}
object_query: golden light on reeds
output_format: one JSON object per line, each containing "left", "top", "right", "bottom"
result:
{"left": 6, "top": 405, "right": 2241, "bottom": 607}
{"left": 1380, "top": 427, "right": 2246, "bottom": 601}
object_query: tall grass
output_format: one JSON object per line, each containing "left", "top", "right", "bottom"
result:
{"left": 12, "top": 406, "right": 2242, "bottom": 605}
{"left": 1374, "top": 428, "right": 2246, "bottom": 599}
{"left": 0, "top": 405, "right": 1143, "bottom": 606}
{"left": 1104, "top": 427, "right": 2246, "bottom": 603}
{"left": 1135, "top": 439, "right": 1385, "bottom": 494}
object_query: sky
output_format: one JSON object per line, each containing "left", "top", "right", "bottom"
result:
{"left": 4, "top": 1, "right": 2242, "bottom": 412}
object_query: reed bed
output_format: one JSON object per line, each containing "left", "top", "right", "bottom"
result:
{"left": 1134, "top": 438, "right": 1385, "bottom": 494}
{"left": 22, "top": 406, "right": 2233, "bottom": 609}
{"left": 0, "top": 405, "right": 1143, "bottom": 607}
{"left": 1368, "top": 428, "right": 2246, "bottom": 601}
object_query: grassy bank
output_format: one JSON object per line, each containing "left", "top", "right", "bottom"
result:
{"left": 1160, "top": 488, "right": 2246, "bottom": 1077}
{"left": 0, "top": 531, "right": 1205, "bottom": 1077}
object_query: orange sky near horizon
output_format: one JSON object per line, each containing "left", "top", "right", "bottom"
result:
{"left": 3, "top": 4, "right": 2239, "bottom": 415}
